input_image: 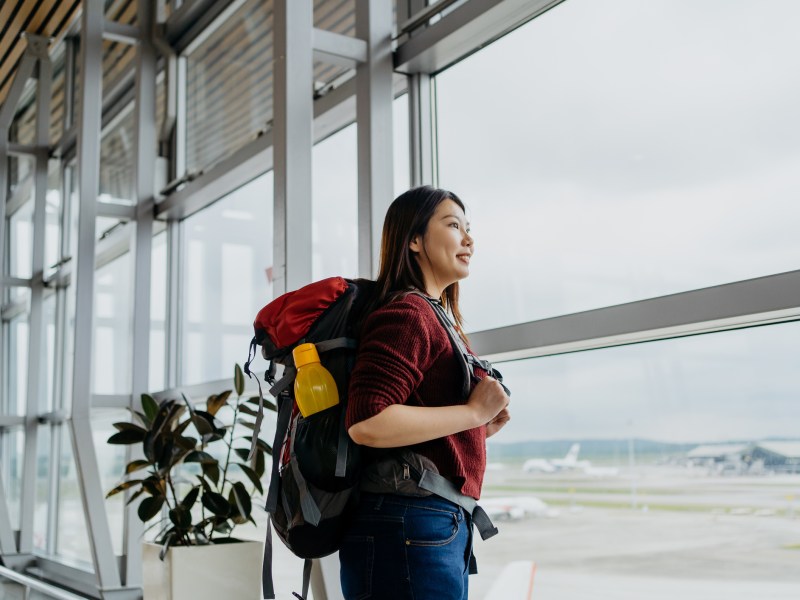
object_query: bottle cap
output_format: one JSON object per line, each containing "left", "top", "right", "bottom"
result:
{"left": 292, "top": 342, "right": 320, "bottom": 368}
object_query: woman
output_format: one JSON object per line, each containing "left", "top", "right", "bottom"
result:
{"left": 340, "top": 185, "right": 511, "bottom": 600}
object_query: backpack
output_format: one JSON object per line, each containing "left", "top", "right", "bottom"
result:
{"left": 244, "top": 276, "right": 373, "bottom": 599}
{"left": 244, "top": 277, "right": 508, "bottom": 599}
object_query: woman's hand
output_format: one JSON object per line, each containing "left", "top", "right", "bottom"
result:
{"left": 466, "top": 376, "right": 510, "bottom": 426}
{"left": 486, "top": 407, "right": 510, "bottom": 438}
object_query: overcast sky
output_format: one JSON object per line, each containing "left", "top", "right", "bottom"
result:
{"left": 227, "top": 0, "right": 800, "bottom": 446}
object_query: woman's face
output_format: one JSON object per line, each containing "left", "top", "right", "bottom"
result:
{"left": 409, "top": 199, "right": 473, "bottom": 297}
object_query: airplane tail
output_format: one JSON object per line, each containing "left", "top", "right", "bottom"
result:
{"left": 484, "top": 560, "right": 536, "bottom": 600}
{"left": 564, "top": 443, "right": 580, "bottom": 464}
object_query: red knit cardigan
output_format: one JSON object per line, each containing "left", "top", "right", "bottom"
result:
{"left": 346, "top": 293, "right": 487, "bottom": 499}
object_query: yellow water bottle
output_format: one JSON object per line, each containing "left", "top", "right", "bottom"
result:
{"left": 292, "top": 343, "right": 340, "bottom": 417}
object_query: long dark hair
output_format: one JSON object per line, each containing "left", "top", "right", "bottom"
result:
{"left": 364, "top": 185, "right": 468, "bottom": 337}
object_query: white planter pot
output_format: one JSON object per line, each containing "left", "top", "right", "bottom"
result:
{"left": 142, "top": 540, "right": 263, "bottom": 600}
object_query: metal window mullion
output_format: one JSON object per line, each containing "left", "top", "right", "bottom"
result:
{"left": 356, "top": 0, "right": 394, "bottom": 279}
{"left": 0, "top": 55, "right": 39, "bottom": 311}
{"left": 166, "top": 219, "right": 181, "bottom": 388}
{"left": 273, "top": 0, "right": 314, "bottom": 296}
{"left": 70, "top": 0, "right": 123, "bottom": 591}
{"left": 122, "top": 0, "right": 157, "bottom": 586}
{"left": 19, "top": 35, "right": 53, "bottom": 556}
{"left": 408, "top": 73, "right": 434, "bottom": 186}
{"left": 0, "top": 454, "right": 17, "bottom": 557}
{"left": 470, "top": 269, "right": 800, "bottom": 362}
{"left": 174, "top": 55, "right": 187, "bottom": 180}
{"left": 63, "top": 37, "right": 76, "bottom": 133}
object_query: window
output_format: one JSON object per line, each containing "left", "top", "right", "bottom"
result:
{"left": 475, "top": 322, "right": 800, "bottom": 599}
{"left": 185, "top": 0, "right": 274, "bottom": 172}
{"left": 94, "top": 254, "right": 132, "bottom": 395}
{"left": 180, "top": 173, "right": 273, "bottom": 385}
{"left": 435, "top": 0, "right": 800, "bottom": 331}
{"left": 311, "top": 94, "right": 412, "bottom": 281}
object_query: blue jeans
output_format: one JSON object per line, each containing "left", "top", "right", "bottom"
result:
{"left": 339, "top": 493, "right": 472, "bottom": 600}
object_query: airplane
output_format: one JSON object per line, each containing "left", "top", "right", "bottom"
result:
{"left": 522, "top": 443, "right": 590, "bottom": 473}
{"left": 521, "top": 443, "right": 620, "bottom": 476}
{"left": 481, "top": 496, "right": 559, "bottom": 521}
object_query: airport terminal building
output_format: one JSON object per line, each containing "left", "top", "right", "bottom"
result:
{"left": 2, "top": 1, "right": 800, "bottom": 599}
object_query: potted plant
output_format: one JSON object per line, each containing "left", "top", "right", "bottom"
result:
{"left": 105, "top": 364, "right": 276, "bottom": 599}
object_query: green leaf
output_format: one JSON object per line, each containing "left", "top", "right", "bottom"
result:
{"left": 141, "top": 394, "right": 159, "bottom": 423}
{"left": 125, "top": 459, "right": 151, "bottom": 474}
{"left": 142, "top": 476, "right": 166, "bottom": 497}
{"left": 184, "top": 450, "right": 217, "bottom": 464}
{"left": 127, "top": 408, "right": 150, "bottom": 428}
{"left": 234, "top": 364, "right": 245, "bottom": 396}
{"left": 181, "top": 487, "right": 200, "bottom": 510}
{"left": 246, "top": 396, "right": 278, "bottom": 412}
{"left": 233, "top": 463, "right": 263, "bottom": 494}
{"left": 213, "top": 519, "right": 232, "bottom": 534}
{"left": 174, "top": 435, "right": 197, "bottom": 451}
{"left": 254, "top": 448, "right": 266, "bottom": 478}
{"left": 106, "top": 479, "right": 144, "bottom": 498}
{"left": 138, "top": 496, "right": 165, "bottom": 522}
{"left": 206, "top": 390, "right": 232, "bottom": 416}
{"left": 201, "top": 492, "right": 231, "bottom": 517}
{"left": 113, "top": 422, "right": 148, "bottom": 434}
{"left": 237, "top": 404, "right": 260, "bottom": 418}
{"left": 234, "top": 448, "right": 250, "bottom": 462}
{"left": 169, "top": 506, "right": 192, "bottom": 529}
{"left": 236, "top": 419, "right": 257, "bottom": 431}
{"left": 228, "top": 481, "right": 251, "bottom": 524}
{"left": 243, "top": 436, "right": 272, "bottom": 455}
{"left": 125, "top": 487, "right": 146, "bottom": 506}
{"left": 159, "top": 532, "right": 176, "bottom": 560}
{"left": 201, "top": 461, "right": 220, "bottom": 486}
{"left": 108, "top": 429, "right": 146, "bottom": 445}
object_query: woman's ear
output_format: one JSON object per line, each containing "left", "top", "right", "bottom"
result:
{"left": 409, "top": 235, "right": 421, "bottom": 254}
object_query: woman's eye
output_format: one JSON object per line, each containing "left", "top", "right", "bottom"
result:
{"left": 450, "top": 222, "right": 459, "bottom": 229}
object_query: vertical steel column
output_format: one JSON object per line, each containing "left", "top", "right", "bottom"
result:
{"left": 63, "top": 38, "right": 76, "bottom": 133}
{"left": 273, "top": 0, "right": 314, "bottom": 295}
{"left": 19, "top": 34, "right": 53, "bottom": 557}
{"left": 123, "top": 0, "right": 156, "bottom": 587}
{"left": 0, "top": 31, "right": 50, "bottom": 566}
{"left": 70, "top": 0, "right": 124, "bottom": 593}
{"left": 166, "top": 56, "right": 186, "bottom": 388}
{"left": 0, "top": 51, "right": 38, "bottom": 304}
{"left": 0, "top": 470, "right": 16, "bottom": 558}
{"left": 408, "top": 73, "right": 435, "bottom": 187}
{"left": 355, "top": 0, "right": 394, "bottom": 278}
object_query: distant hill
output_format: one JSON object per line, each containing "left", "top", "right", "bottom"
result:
{"left": 487, "top": 439, "right": 698, "bottom": 461}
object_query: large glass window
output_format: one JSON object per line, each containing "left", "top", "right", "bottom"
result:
{"left": 8, "top": 201, "right": 33, "bottom": 281}
{"left": 477, "top": 322, "right": 800, "bottom": 599}
{"left": 180, "top": 173, "right": 273, "bottom": 385}
{"left": 150, "top": 232, "right": 168, "bottom": 392}
{"left": 99, "top": 107, "right": 135, "bottom": 205}
{"left": 311, "top": 94, "right": 412, "bottom": 281}
{"left": 0, "top": 430, "right": 24, "bottom": 532}
{"left": 8, "top": 310, "right": 29, "bottom": 416}
{"left": 186, "top": 0, "right": 274, "bottom": 172}
{"left": 436, "top": 0, "right": 800, "bottom": 331}
{"left": 56, "top": 427, "right": 90, "bottom": 564}
{"left": 93, "top": 254, "right": 132, "bottom": 394}
{"left": 313, "top": 126, "right": 358, "bottom": 280}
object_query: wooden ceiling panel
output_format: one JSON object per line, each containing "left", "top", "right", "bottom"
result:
{"left": 0, "top": 0, "right": 81, "bottom": 108}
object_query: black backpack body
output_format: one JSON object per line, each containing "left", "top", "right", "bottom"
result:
{"left": 245, "top": 277, "right": 374, "bottom": 599}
